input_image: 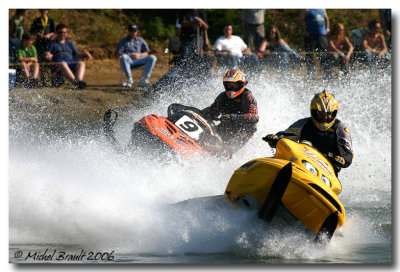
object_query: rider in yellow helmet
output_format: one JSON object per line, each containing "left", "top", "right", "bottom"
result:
{"left": 263, "top": 90, "right": 353, "bottom": 175}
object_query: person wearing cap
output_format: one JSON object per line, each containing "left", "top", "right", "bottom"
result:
{"left": 116, "top": 23, "right": 157, "bottom": 88}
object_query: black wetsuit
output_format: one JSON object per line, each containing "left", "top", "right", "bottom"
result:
{"left": 277, "top": 117, "right": 353, "bottom": 174}
{"left": 202, "top": 88, "right": 259, "bottom": 153}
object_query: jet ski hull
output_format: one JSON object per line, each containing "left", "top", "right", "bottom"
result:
{"left": 224, "top": 138, "right": 345, "bottom": 239}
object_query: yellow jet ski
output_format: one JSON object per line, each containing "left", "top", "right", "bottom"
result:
{"left": 224, "top": 138, "right": 345, "bottom": 242}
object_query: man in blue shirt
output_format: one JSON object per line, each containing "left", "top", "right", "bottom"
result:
{"left": 116, "top": 23, "right": 157, "bottom": 88}
{"left": 299, "top": 9, "right": 330, "bottom": 79}
{"left": 45, "top": 24, "right": 93, "bottom": 89}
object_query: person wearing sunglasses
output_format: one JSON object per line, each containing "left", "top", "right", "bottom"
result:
{"left": 201, "top": 69, "right": 259, "bottom": 155}
{"left": 263, "top": 90, "right": 353, "bottom": 175}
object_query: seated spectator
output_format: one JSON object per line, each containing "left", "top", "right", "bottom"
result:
{"left": 116, "top": 23, "right": 157, "bottom": 88}
{"left": 361, "top": 20, "right": 390, "bottom": 73}
{"left": 15, "top": 33, "right": 40, "bottom": 88}
{"left": 258, "top": 25, "right": 304, "bottom": 72}
{"left": 45, "top": 24, "right": 93, "bottom": 89}
{"left": 214, "top": 23, "right": 259, "bottom": 69}
{"left": 326, "top": 23, "right": 354, "bottom": 77}
{"left": 30, "top": 9, "right": 56, "bottom": 62}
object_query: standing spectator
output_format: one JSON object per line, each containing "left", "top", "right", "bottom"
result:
{"left": 30, "top": 9, "right": 56, "bottom": 87}
{"left": 45, "top": 24, "right": 93, "bottom": 89}
{"left": 168, "top": 19, "right": 182, "bottom": 65}
{"left": 214, "top": 23, "right": 257, "bottom": 69}
{"left": 116, "top": 23, "right": 157, "bottom": 88}
{"left": 326, "top": 23, "right": 354, "bottom": 77}
{"left": 361, "top": 20, "right": 389, "bottom": 73}
{"left": 9, "top": 9, "right": 29, "bottom": 64}
{"left": 299, "top": 9, "right": 330, "bottom": 78}
{"left": 9, "top": 9, "right": 29, "bottom": 41}
{"left": 179, "top": 9, "right": 209, "bottom": 59}
{"left": 15, "top": 33, "right": 40, "bottom": 88}
{"left": 30, "top": 9, "right": 56, "bottom": 62}
{"left": 241, "top": 9, "right": 265, "bottom": 53}
{"left": 379, "top": 9, "right": 391, "bottom": 49}
{"left": 258, "top": 25, "right": 304, "bottom": 72}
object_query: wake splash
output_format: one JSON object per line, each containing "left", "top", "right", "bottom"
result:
{"left": 9, "top": 67, "right": 391, "bottom": 262}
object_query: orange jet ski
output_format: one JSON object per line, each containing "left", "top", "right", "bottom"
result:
{"left": 103, "top": 104, "right": 226, "bottom": 159}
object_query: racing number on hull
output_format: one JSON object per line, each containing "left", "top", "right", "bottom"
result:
{"left": 175, "top": 115, "right": 203, "bottom": 140}
{"left": 180, "top": 121, "right": 198, "bottom": 132}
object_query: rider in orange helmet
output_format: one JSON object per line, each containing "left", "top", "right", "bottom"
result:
{"left": 202, "top": 69, "right": 259, "bottom": 154}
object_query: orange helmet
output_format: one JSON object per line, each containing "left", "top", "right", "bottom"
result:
{"left": 223, "top": 69, "right": 248, "bottom": 99}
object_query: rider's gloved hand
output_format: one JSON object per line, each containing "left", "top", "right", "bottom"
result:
{"left": 332, "top": 156, "right": 346, "bottom": 167}
{"left": 221, "top": 114, "right": 236, "bottom": 121}
{"left": 262, "top": 134, "right": 279, "bottom": 148}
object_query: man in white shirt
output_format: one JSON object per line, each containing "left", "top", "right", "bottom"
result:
{"left": 214, "top": 24, "right": 257, "bottom": 69}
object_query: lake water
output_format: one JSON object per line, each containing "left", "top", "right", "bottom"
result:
{"left": 9, "top": 64, "right": 392, "bottom": 265}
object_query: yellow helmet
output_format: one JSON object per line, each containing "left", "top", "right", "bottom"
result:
{"left": 310, "top": 90, "right": 339, "bottom": 131}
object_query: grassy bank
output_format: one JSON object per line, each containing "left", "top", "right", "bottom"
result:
{"left": 10, "top": 9, "right": 380, "bottom": 59}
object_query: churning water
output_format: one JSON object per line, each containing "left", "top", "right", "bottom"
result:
{"left": 9, "top": 65, "right": 392, "bottom": 264}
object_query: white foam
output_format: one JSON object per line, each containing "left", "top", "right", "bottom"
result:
{"left": 9, "top": 68, "right": 391, "bottom": 260}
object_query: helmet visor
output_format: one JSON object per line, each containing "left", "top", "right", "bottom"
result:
{"left": 224, "top": 82, "right": 243, "bottom": 92}
{"left": 316, "top": 111, "right": 334, "bottom": 123}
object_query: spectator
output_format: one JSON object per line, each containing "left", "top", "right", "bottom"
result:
{"left": 326, "top": 23, "right": 354, "bottom": 77}
{"left": 299, "top": 9, "right": 330, "bottom": 78}
{"left": 15, "top": 33, "right": 40, "bottom": 88}
{"left": 116, "top": 23, "right": 157, "bottom": 88}
{"left": 258, "top": 25, "right": 304, "bottom": 72}
{"left": 179, "top": 9, "right": 209, "bottom": 59}
{"left": 9, "top": 9, "right": 29, "bottom": 64}
{"left": 168, "top": 19, "right": 182, "bottom": 65}
{"left": 30, "top": 9, "right": 56, "bottom": 62}
{"left": 241, "top": 9, "right": 265, "bottom": 53}
{"left": 9, "top": 9, "right": 29, "bottom": 40}
{"left": 361, "top": 20, "right": 389, "bottom": 73}
{"left": 214, "top": 23, "right": 258, "bottom": 69}
{"left": 45, "top": 24, "right": 93, "bottom": 89}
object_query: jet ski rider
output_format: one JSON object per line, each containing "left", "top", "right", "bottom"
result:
{"left": 263, "top": 90, "right": 353, "bottom": 175}
{"left": 201, "top": 69, "right": 259, "bottom": 154}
